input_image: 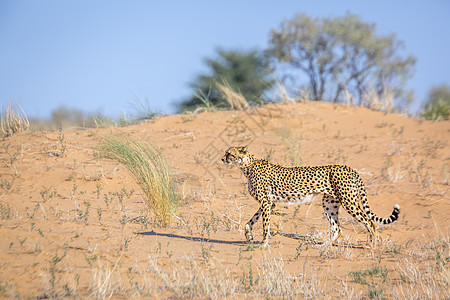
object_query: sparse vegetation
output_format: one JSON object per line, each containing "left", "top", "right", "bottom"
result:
{"left": 113, "top": 188, "right": 134, "bottom": 212}
{"left": 2, "top": 142, "right": 22, "bottom": 176}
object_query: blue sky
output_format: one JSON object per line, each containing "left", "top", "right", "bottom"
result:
{"left": 1, "top": 1, "right": 449, "bottom": 119}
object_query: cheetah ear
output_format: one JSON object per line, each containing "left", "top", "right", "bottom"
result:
{"left": 240, "top": 145, "right": 248, "bottom": 153}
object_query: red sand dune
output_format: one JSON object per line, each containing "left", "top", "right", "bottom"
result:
{"left": 0, "top": 102, "right": 448, "bottom": 298}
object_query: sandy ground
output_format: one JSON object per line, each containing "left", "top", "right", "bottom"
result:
{"left": 0, "top": 101, "right": 448, "bottom": 299}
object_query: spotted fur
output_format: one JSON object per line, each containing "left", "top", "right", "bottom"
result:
{"left": 221, "top": 146, "right": 400, "bottom": 247}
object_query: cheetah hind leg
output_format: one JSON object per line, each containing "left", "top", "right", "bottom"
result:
{"left": 369, "top": 224, "right": 380, "bottom": 249}
{"left": 322, "top": 195, "right": 342, "bottom": 246}
{"left": 340, "top": 198, "right": 379, "bottom": 248}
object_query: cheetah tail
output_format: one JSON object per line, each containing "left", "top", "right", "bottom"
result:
{"left": 373, "top": 204, "right": 400, "bottom": 225}
{"left": 357, "top": 177, "right": 400, "bottom": 225}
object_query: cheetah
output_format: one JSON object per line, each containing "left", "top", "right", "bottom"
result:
{"left": 221, "top": 146, "right": 400, "bottom": 248}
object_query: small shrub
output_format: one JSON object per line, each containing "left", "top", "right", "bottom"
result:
{"left": 76, "top": 201, "right": 90, "bottom": 222}
{"left": 0, "top": 203, "right": 11, "bottom": 219}
{"left": 294, "top": 242, "right": 303, "bottom": 261}
{"left": 58, "top": 124, "right": 67, "bottom": 157}
{"left": 422, "top": 98, "right": 450, "bottom": 121}
{"left": 47, "top": 247, "right": 68, "bottom": 296}
{"left": 97, "top": 208, "right": 102, "bottom": 223}
{"left": 241, "top": 264, "right": 259, "bottom": 293}
{"left": 40, "top": 186, "right": 57, "bottom": 202}
{"left": 422, "top": 85, "right": 450, "bottom": 121}
{"left": 98, "top": 135, "right": 180, "bottom": 226}
{"left": 0, "top": 281, "right": 11, "bottom": 292}
{"left": 0, "top": 175, "right": 15, "bottom": 192}
{"left": 351, "top": 265, "right": 388, "bottom": 299}
{"left": 350, "top": 265, "right": 388, "bottom": 285}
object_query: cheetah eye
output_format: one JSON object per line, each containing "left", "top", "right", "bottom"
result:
{"left": 226, "top": 153, "right": 234, "bottom": 160}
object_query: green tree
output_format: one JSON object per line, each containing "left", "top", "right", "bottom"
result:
{"left": 178, "top": 49, "right": 274, "bottom": 112}
{"left": 267, "top": 13, "right": 416, "bottom": 109}
{"left": 422, "top": 85, "right": 450, "bottom": 121}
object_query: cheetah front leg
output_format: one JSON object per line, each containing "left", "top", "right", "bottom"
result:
{"left": 245, "top": 208, "right": 262, "bottom": 243}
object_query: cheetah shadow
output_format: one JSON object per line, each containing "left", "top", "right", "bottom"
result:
{"left": 137, "top": 231, "right": 367, "bottom": 249}
{"left": 137, "top": 230, "right": 246, "bottom": 246}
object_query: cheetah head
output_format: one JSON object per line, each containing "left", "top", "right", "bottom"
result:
{"left": 221, "top": 146, "right": 252, "bottom": 167}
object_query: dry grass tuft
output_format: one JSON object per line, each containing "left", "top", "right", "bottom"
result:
{"left": 274, "top": 80, "right": 309, "bottom": 103}
{"left": 91, "top": 263, "right": 124, "bottom": 299}
{"left": 98, "top": 135, "right": 180, "bottom": 226}
{"left": 1, "top": 101, "right": 29, "bottom": 137}
{"left": 362, "top": 86, "right": 394, "bottom": 112}
{"left": 257, "top": 253, "right": 323, "bottom": 298}
{"left": 147, "top": 255, "right": 239, "bottom": 298}
{"left": 393, "top": 235, "right": 450, "bottom": 299}
{"left": 216, "top": 80, "right": 249, "bottom": 110}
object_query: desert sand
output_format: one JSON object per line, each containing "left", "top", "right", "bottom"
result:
{"left": 0, "top": 102, "right": 448, "bottom": 298}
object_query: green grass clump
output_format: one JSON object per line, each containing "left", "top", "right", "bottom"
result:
{"left": 422, "top": 98, "right": 450, "bottom": 121}
{"left": 98, "top": 135, "right": 180, "bottom": 226}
